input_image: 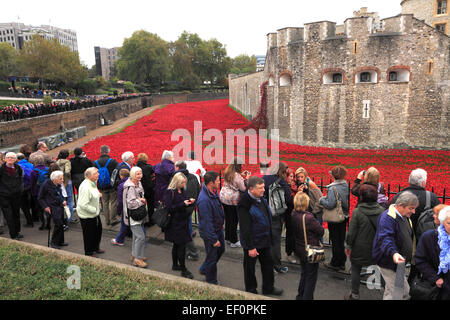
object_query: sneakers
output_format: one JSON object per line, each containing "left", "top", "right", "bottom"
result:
{"left": 132, "top": 259, "right": 148, "bottom": 268}
{"left": 274, "top": 266, "right": 288, "bottom": 274}
{"left": 230, "top": 241, "right": 242, "bottom": 248}
{"left": 111, "top": 238, "right": 124, "bottom": 246}
{"left": 287, "top": 254, "right": 297, "bottom": 264}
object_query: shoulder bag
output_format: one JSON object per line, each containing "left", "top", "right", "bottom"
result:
{"left": 151, "top": 190, "right": 173, "bottom": 229}
{"left": 303, "top": 213, "right": 325, "bottom": 264}
{"left": 126, "top": 187, "right": 148, "bottom": 221}
{"left": 322, "top": 186, "right": 345, "bottom": 223}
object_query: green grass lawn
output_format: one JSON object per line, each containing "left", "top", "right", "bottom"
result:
{"left": 0, "top": 100, "right": 42, "bottom": 108}
{"left": 0, "top": 239, "right": 246, "bottom": 300}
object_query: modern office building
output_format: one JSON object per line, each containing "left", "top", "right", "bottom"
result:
{"left": 94, "top": 46, "right": 119, "bottom": 81}
{"left": 0, "top": 22, "right": 78, "bottom": 51}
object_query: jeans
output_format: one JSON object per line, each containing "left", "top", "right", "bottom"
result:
{"left": 200, "top": 233, "right": 225, "bottom": 284}
{"left": 115, "top": 212, "right": 130, "bottom": 244}
{"left": 131, "top": 224, "right": 146, "bottom": 259}
{"left": 297, "top": 261, "right": 319, "bottom": 300}
{"left": 65, "top": 181, "right": 74, "bottom": 222}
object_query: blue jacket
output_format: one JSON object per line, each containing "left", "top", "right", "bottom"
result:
{"left": 197, "top": 184, "right": 224, "bottom": 243}
{"left": 238, "top": 191, "right": 273, "bottom": 250}
{"left": 372, "top": 205, "right": 414, "bottom": 271}
{"left": 18, "top": 159, "right": 34, "bottom": 190}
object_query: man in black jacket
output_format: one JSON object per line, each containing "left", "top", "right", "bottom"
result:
{"left": 94, "top": 145, "right": 119, "bottom": 226}
{"left": 0, "top": 152, "right": 24, "bottom": 240}
{"left": 238, "top": 176, "right": 283, "bottom": 296}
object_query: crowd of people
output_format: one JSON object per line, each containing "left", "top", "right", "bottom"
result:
{"left": 7, "top": 87, "right": 73, "bottom": 99}
{"left": 0, "top": 93, "right": 148, "bottom": 122}
{"left": 0, "top": 143, "right": 448, "bottom": 300}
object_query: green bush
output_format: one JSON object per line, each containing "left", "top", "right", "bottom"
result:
{"left": 123, "top": 81, "right": 136, "bottom": 93}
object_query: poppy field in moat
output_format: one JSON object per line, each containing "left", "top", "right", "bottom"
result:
{"left": 82, "top": 99, "right": 449, "bottom": 210}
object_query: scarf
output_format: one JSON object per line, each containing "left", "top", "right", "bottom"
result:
{"left": 438, "top": 224, "right": 450, "bottom": 275}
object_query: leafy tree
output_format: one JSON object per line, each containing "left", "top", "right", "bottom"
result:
{"left": 18, "top": 35, "right": 87, "bottom": 88}
{"left": 0, "top": 43, "right": 18, "bottom": 79}
{"left": 231, "top": 54, "right": 257, "bottom": 74}
{"left": 94, "top": 75, "right": 107, "bottom": 89}
{"left": 116, "top": 30, "right": 169, "bottom": 89}
{"left": 123, "top": 81, "right": 136, "bottom": 93}
{"left": 200, "top": 38, "right": 232, "bottom": 86}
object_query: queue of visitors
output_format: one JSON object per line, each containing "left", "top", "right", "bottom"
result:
{"left": 0, "top": 93, "right": 148, "bottom": 122}
{"left": 0, "top": 144, "right": 448, "bottom": 300}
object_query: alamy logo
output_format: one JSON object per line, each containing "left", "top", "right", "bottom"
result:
{"left": 67, "top": 265, "right": 81, "bottom": 290}
{"left": 171, "top": 121, "right": 279, "bottom": 169}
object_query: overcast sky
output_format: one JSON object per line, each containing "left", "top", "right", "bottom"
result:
{"left": 0, "top": 0, "right": 402, "bottom": 67}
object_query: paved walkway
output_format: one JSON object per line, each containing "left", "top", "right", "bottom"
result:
{"left": 0, "top": 213, "right": 383, "bottom": 300}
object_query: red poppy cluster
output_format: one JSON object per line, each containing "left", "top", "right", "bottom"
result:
{"left": 83, "top": 99, "right": 450, "bottom": 212}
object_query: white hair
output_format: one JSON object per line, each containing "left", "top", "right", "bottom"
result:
{"left": 161, "top": 150, "right": 174, "bottom": 161}
{"left": 50, "top": 170, "right": 64, "bottom": 181}
{"left": 409, "top": 169, "right": 427, "bottom": 187}
{"left": 84, "top": 167, "right": 99, "bottom": 178}
{"left": 395, "top": 191, "right": 419, "bottom": 207}
{"left": 5, "top": 152, "right": 17, "bottom": 159}
{"left": 438, "top": 206, "right": 450, "bottom": 225}
{"left": 129, "top": 166, "right": 142, "bottom": 179}
{"left": 121, "top": 151, "right": 134, "bottom": 162}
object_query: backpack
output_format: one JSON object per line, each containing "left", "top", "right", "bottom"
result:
{"left": 268, "top": 178, "right": 287, "bottom": 216}
{"left": 377, "top": 183, "right": 389, "bottom": 208}
{"left": 95, "top": 158, "right": 112, "bottom": 188}
{"left": 19, "top": 162, "right": 34, "bottom": 190}
{"left": 416, "top": 191, "right": 436, "bottom": 240}
{"left": 34, "top": 167, "right": 49, "bottom": 188}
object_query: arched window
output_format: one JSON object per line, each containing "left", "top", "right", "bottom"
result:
{"left": 360, "top": 72, "right": 371, "bottom": 82}
{"left": 389, "top": 71, "right": 398, "bottom": 82}
{"left": 279, "top": 73, "right": 292, "bottom": 87}
{"left": 332, "top": 73, "right": 343, "bottom": 83}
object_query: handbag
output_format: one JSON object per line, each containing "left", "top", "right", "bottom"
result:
{"left": 322, "top": 186, "right": 345, "bottom": 223}
{"left": 151, "top": 190, "right": 173, "bottom": 229}
{"left": 303, "top": 213, "right": 325, "bottom": 264}
{"left": 64, "top": 206, "right": 71, "bottom": 219}
{"left": 126, "top": 187, "right": 148, "bottom": 221}
{"left": 409, "top": 274, "right": 440, "bottom": 300}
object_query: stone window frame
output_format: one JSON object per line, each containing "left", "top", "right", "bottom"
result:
{"left": 321, "top": 68, "right": 346, "bottom": 85}
{"left": 434, "top": 22, "right": 448, "bottom": 33}
{"left": 435, "top": 0, "right": 448, "bottom": 16}
{"left": 279, "top": 70, "right": 293, "bottom": 87}
{"left": 387, "top": 66, "right": 411, "bottom": 83}
{"left": 354, "top": 67, "right": 381, "bottom": 84}
{"left": 268, "top": 73, "right": 276, "bottom": 87}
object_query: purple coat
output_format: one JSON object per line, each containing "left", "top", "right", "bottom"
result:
{"left": 116, "top": 177, "right": 128, "bottom": 217}
{"left": 154, "top": 159, "right": 175, "bottom": 204}
{"left": 163, "top": 188, "right": 191, "bottom": 244}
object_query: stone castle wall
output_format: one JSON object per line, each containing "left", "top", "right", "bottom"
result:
{"left": 229, "top": 13, "right": 450, "bottom": 149}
